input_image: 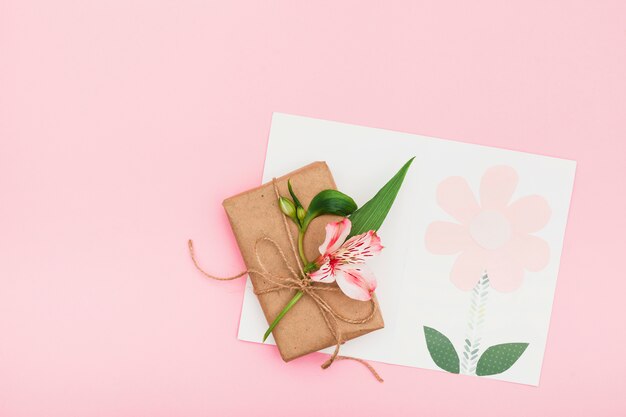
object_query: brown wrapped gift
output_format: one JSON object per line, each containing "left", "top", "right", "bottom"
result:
{"left": 223, "top": 161, "right": 384, "bottom": 362}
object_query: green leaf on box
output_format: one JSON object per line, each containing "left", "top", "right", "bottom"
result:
{"left": 287, "top": 179, "right": 303, "bottom": 209}
{"left": 347, "top": 157, "right": 414, "bottom": 238}
{"left": 302, "top": 189, "right": 357, "bottom": 229}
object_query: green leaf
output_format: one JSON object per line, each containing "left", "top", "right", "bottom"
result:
{"left": 287, "top": 179, "right": 303, "bottom": 209}
{"left": 423, "top": 326, "right": 460, "bottom": 374}
{"left": 301, "top": 189, "right": 357, "bottom": 230}
{"left": 347, "top": 157, "right": 414, "bottom": 238}
{"left": 476, "top": 343, "right": 529, "bottom": 376}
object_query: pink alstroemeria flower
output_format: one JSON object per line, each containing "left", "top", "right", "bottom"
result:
{"left": 308, "top": 218, "right": 383, "bottom": 301}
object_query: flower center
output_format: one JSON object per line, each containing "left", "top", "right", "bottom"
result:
{"left": 469, "top": 210, "right": 511, "bottom": 250}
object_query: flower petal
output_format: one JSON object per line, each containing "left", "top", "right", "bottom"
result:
{"left": 506, "top": 195, "right": 551, "bottom": 234}
{"left": 449, "top": 248, "right": 488, "bottom": 291}
{"left": 480, "top": 165, "right": 518, "bottom": 210}
{"left": 425, "top": 221, "right": 472, "bottom": 254}
{"left": 485, "top": 234, "right": 549, "bottom": 292}
{"left": 510, "top": 234, "right": 550, "bottom": 272}
{"left": 318, "top": 218, "right": 351, "bottom": 255}
{"left": 334, "top": 264, "right": 377, "bottom": 301}
{"left": 308, "top": 258, "right": 336, "bottom": 283}
{"left": 437, "top": 176, "right": 480, "bottom": 223}
{"left": 485, "top": 256, "right": 525, "bottom": 292}
{"left": 335, "top": 230, "right": 383, "bottom": 263}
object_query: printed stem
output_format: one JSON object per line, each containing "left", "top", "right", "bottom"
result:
{"left": 461, "top": 272, "right": 490, "bottom": 376}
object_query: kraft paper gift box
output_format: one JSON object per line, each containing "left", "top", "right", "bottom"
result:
{"left": 223, "top": 161, "right": 384, "bottom": 361}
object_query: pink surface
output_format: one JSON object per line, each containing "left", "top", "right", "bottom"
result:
{"left": 1, "top": 1, "right": 625, "bottom": 416}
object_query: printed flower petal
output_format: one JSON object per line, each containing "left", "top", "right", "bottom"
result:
{"left": 480, "top": 166, "right": 518, "bottom": 210}
{"left": 506, "top": 195, "right": 551, "bottom": 234}
{"left": 334, "top": 264, "right": 377, "bottom": 301}
{"left": 437, "top": 176, "right": 480, "bottom": 223}
{"left": 335, "top": 231, "right": 383, "bottom": 263}
{"left": 318, "top": 218, "right": 351, "bottom": 255}
{"left": 450, "top": 248, "right": 488, "bottom": 291}
{"left": 485, "top": 256, "right": 525, "bottom": 292}
{"left": 308, "top": 259, "right": 336, "bottom": 283}
{"left": 425, "top": 221, "right": 472, "bottom": 254}
{"left": 427, "top": 166, "right": 552, "bottom": 293}
{"left": 510, "top": 234, "right": 550, "bottom": 272}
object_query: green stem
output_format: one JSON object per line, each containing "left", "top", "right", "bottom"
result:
{"left": 297, "top": 229, "right": 307, "bottom": 267}
{"left": 263, "top": 290, "right": 304, "bottom": 342}
{"left": 262, "top": 227, "right": 310, "bottom": 342}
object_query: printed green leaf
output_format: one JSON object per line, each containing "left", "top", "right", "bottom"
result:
{"left": 476, "top": 343, "right": 529, "bottom": 376}
{"left": 301, "top": 190, "right": 357, "bottom": 230}
{"left": 423, "top": 326, "right": 460, "bottom": 374}
{"left": 347, "top": 157, "right": 414, "bottom": 238}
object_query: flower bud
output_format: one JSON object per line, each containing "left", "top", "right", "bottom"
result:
{"left": 296, "top": 206, "right": 306, "bottom": 222}
{"left": 278, "top": 197, "right": 296, "bottom": 220}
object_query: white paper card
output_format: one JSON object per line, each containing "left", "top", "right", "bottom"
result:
{"left": 237, "top": 113, "right": 576, "bottom": 385}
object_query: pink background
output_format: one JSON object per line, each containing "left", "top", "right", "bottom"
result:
{"left": 1, "top": 1, "right": 625, "bottom": 416}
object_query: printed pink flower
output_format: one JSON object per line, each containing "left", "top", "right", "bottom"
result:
{"left": 425, "top": 166, "right": 551, "bottom": 292}
{"left": 308, "top": 218, "right": 383, "bottom": 301}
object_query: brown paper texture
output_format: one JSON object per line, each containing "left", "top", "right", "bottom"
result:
{"left": 223, "top": 161, "right": 384, "bottom": 362}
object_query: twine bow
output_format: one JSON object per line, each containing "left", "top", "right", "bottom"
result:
{"left": 188, "top": 179, "right": 383, "bottom": 382}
